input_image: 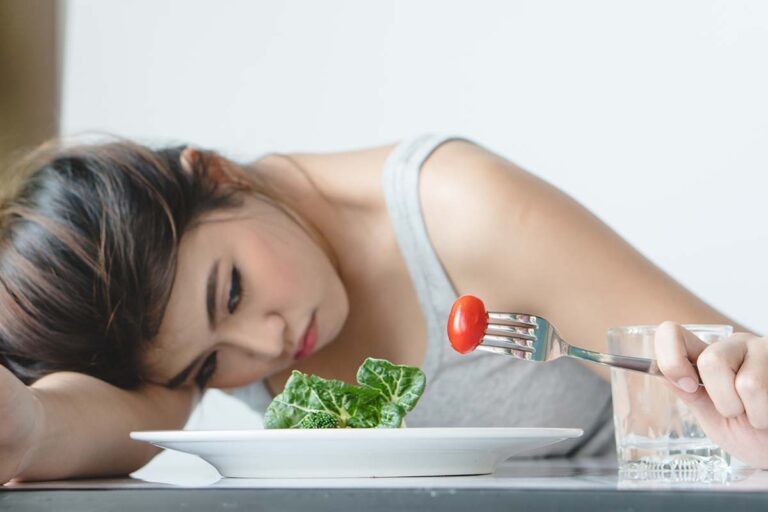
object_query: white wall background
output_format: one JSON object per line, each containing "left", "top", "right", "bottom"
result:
{"left": 60, "top": 0, "right": 768, "bottom": 477}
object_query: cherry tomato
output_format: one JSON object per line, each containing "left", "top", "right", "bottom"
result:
{"left": 447, "top": 295, "right": 488, "bottom": 354}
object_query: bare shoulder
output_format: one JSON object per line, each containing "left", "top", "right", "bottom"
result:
{"left": 418, "top": 138, "right": 555, "bottom": 309}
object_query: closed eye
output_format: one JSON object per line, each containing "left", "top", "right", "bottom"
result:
{"left": 194, "top": 351, "right": 218, "bottom": 390}
{"left": 227, "top": 266, "right": 242, "bottom": 313}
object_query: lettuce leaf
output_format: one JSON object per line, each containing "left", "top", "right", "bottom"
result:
{"left": 263, "top": 357, "right": 426, "bottom": 429}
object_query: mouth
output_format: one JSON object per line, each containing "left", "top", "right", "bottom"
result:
{"left": 293, "top": 310, "right": 318, "bottom": 361}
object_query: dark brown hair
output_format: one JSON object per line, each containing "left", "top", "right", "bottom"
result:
{"left": 0, "top": 139, "right": 291, "bottom": 389}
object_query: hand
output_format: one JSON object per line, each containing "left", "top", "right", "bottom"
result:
{"left": 654, "top": 321, "right": 768, "bottom": 469}
{"left": 0, "top": 364, "right": 44, "bottom": 484}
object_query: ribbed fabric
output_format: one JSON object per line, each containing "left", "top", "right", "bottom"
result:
{"left": 379, "top": 134, "right": 472, "bottom": 383}
{"left": 224, "top": 134, "right": 615, "bottom": 457}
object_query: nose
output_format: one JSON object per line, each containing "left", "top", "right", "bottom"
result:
{"left": 228, "top": 312, "right": 286, "bottom": 359}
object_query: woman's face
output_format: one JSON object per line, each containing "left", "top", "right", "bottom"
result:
{"left": 144, "top": 194, "right": 349, "bottom": 391}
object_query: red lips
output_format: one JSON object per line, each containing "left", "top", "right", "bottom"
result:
{"left": 294, "top": 311, "right": 318, "bottom": 360}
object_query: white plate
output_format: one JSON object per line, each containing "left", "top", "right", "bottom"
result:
{"left": 130, "top": 427, "right": 582, "bottom": 478}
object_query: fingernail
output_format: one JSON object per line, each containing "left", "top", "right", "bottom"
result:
{"left": 677, "top": 377, "right": 698, "bottom": 393}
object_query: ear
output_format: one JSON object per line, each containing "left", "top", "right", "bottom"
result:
{"left": 179, "top": 147, "right": 200, "bottom": 175}
{"left": 179, "top": 148, "right": 246, "bottom": 187}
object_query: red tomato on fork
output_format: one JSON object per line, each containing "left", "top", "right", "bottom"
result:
{"left": 447, "top": 295, "right": 488, "bottom": 354}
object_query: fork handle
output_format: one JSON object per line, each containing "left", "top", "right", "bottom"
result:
{"left": 566, "top": 345, "right": 704, "bottom": 386}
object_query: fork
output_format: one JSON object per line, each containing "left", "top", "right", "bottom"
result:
{"left": 447, "top": 295, "right": 703, "bottom": 384}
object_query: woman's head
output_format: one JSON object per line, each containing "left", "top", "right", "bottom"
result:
{"left": 0, "top": 139, "right": 348, "bottom": 391}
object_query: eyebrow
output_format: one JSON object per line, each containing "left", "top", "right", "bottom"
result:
{"left": 206, "top": 258, "right": 220, "bottom": 331}
{"left": 165, "top": 258, "right": 220, "bottom": 388}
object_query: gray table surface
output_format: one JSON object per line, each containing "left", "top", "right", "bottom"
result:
{"left": 3, "top": 457, "right": 768, "bottom": 511}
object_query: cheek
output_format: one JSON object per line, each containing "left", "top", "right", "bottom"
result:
{"left": 215, "top": 349, "right": 277, "bottom": 388}
{"left": 246, "top": 226, "right": 344, "bottom": 321}
{"left": 240, "top": 233, "right": 304, "bottom": 293}
{"left": 269, "top": 239, "right": 330, "bottom": 294}
{"left": 264, "top": 252, "right": 310, "bottom": 298}
{"left": 318, "top": 274, "right": 350, "bottom": 346}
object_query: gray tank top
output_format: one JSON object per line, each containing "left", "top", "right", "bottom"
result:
{"left": 226, "top": 134, "right": 615, "bottom": 457}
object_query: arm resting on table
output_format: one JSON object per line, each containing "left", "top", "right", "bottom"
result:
{"left": 13, "top": 371, "right": 197, "bottom": 482}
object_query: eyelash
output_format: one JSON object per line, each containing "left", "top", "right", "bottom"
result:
{"left": 194, "top": 267, "right": 243, "bottom": 390}
{"left": 194, "top": 351, "right": 218, "bottom": 390}
{"left": 193, "top": 267, "right": 242, "bottom": 390}
{"left": 227, "top": 266, "right": 242, "bottom": 314}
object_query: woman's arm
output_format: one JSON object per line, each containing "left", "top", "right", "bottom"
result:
{"left": 420, "top": 139, "right": 768, "bottom": 467}
{"left": 420, "top": 139, "right": 748, "bottom": 380}
{"left": 3, "top": 367, "right": 197, "bottom": 483}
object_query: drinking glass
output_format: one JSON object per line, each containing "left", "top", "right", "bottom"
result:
{"left": 608, "top": 324, "right": 733, "bottom": 478}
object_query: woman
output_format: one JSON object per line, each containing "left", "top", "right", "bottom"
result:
{"left": 1, "top": 134, "right": 766, "bottom": 483}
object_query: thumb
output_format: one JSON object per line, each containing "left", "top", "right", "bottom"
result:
{"left": 654, "top": 321, "right": 707, "bottom": 394}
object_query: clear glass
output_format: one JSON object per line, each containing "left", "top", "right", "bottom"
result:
{"left": 608, "top": 324, "right": 733, "bottom": 480}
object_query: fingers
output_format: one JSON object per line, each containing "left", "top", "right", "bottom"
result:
{"left": 697, "top": 334, "right": 749, "bottom": 418}
{"left": 654, "top": 321, "right": 708, "bottom": 393}
{"left": 658, "top": 326, "right": 768, "bottom": 429}
{"left": 735, "top": 337, "right": 768, "bottom": 429}
{"left": 654, "top": 325, "right": 768, "bottom": 462}
{"left": 654, "top": 323, "right": 753, "bottom": 419}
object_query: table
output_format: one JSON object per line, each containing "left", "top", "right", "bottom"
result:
{"left": 3, "top": 457, "right": 768, "bottom": 511}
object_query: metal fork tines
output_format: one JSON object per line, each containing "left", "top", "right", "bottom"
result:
{"left": 478, "top": 312, "right": 538, "bottom": 359}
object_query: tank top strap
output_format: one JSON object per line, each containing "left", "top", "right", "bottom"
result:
{"left": 381, "top": 133, "right": 468, "bottom": 381}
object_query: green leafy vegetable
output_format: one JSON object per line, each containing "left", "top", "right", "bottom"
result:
{"left": 296, "top": 412, "right": 339, "bottom": 429}
{"left": 356, "top": 357, "right": 426, "bottom": 413}
{"left": 264, "top": 357, "right": 426, "bottom": 429}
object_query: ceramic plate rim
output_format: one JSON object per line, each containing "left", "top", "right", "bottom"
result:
{"left": 130, "top": 427, "right": 583, "bottom": 443}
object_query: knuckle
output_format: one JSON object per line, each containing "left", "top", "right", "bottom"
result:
{"left": 704, "top": 340, "right": 730, "bottom": 356}
{"left": 735, "top": 374, "right": 765, "bottom": 397}
{"left": 696, "top": 350, "right": 721, "bottom": 373}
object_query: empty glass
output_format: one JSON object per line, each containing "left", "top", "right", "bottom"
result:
{"left": 608, "top": 324, "right": 734, "bottom": 480}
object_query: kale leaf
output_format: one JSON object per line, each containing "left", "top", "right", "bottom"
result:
{"left": 356, "top": 357, "right": 426, "bottom": 413}
{"left": 263, "top": 358, "right": 426, "bottom": 429}
{"left": 263, "top": 372, "right": 382, "bottom": 429}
